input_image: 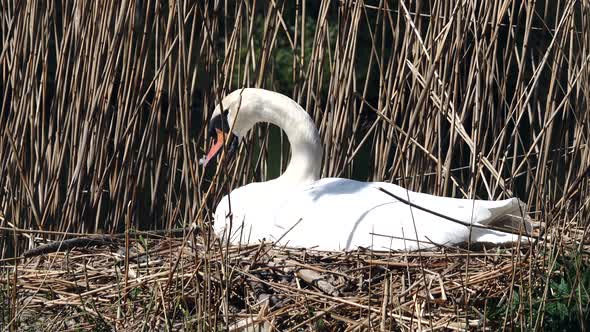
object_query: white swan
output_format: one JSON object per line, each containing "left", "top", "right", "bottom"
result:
{"left": 203, "top": 88, "right": 532, "bottom": 251}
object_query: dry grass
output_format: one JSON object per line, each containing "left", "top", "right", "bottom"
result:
{"left": 1, "top": 0, "right": 589, "bottom": 330}
{"left": 0, "top": 236, "right": 557, "bottom": 331}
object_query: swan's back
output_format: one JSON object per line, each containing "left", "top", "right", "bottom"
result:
{"left": 214, "top": 178, "right": 530, "bottom": 251}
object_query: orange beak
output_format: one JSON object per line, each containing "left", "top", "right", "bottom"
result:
{"left": 202, "top": 129, "right": 226, "bottom": 167}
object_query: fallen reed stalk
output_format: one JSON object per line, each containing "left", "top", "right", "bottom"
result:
{"left": 1, "top": 0, "right": 589, "bottom": 330}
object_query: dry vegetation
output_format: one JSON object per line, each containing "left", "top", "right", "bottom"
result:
{"left": 1, "top": 0, "right": 589, "bottom": 330}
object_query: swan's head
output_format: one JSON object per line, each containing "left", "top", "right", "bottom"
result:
{"left": 200, "top": 100, "right": 240, "bottom": 167}
{"left": 200, "top": 89, "right": 257, "bottom": 167}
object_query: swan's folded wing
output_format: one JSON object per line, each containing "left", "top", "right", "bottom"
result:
{"left": 214, "top": 178, "right": 533, "bottom": 251}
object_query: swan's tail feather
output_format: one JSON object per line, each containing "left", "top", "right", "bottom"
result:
{"left": 485, "top": 198, "right": 533, "bottom": 235}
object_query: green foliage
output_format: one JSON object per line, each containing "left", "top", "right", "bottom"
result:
{"left": 542, "top": 255, "right": 590, "bottom": 329}
{"left": 0, "top": 285, "right": 8, "bottom": 328}
{"left": 314, "top": 317, "right": 326, "bottom": 331}
{"left": 545, "top": 278, "right": 573, "bottom": 323}
{"left": 488, "top": 252, "right": 590, "bottom": 330}
{"left": 230, "top": 10, "right": 336, "bottom": 96}
{"left": 129, "top": 287, "right": 142, "bottom": 301}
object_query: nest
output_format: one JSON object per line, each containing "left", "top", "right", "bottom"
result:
{"left": 0, "top": 232, "right": 544, "bottom": 331}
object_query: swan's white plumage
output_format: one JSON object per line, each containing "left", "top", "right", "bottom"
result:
{"left": 209, "top": 88, "right": 532, "bottom": 251}
{"left": 214, "top": 178, "right": 529, "bottom": 251}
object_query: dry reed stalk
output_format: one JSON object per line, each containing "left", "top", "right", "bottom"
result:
{"left": 1, "top": 0, "right": 589, "bottom": 330}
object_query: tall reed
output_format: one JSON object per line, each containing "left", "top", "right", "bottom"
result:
{"left": 1, "top": 0, "right": 588, "bottom": 329}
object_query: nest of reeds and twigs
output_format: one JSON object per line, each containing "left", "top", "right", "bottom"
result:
{"left": 2, "top": 0, "right": 590, "bottom": 330}
{"left": 3, "top": 229, "right": 558, "bottom": 331}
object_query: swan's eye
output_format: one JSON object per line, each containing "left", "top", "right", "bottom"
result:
{"left": 208, "top": 110, "right": 231, "bottom": 138}
{"left": 202, "top": 110, "right": 238, "bottom": 167}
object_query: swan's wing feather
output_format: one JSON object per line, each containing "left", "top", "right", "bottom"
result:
{"left": 214, "top": 178, "right": 531, "bottom": 251}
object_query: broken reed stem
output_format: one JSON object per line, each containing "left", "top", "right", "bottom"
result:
{"left": 0, "top": 0, "right": 588, "bottom": 330}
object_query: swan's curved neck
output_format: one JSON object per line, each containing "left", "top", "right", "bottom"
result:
{"left": 240, "top": 90, "right": 322, "bottom": 186}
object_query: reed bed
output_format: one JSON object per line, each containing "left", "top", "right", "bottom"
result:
{"left": 0, "top": 236, "right": 566, "bottom": 330}
{"left": 1, "top": 0, "right": 589, "bottom": 330}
